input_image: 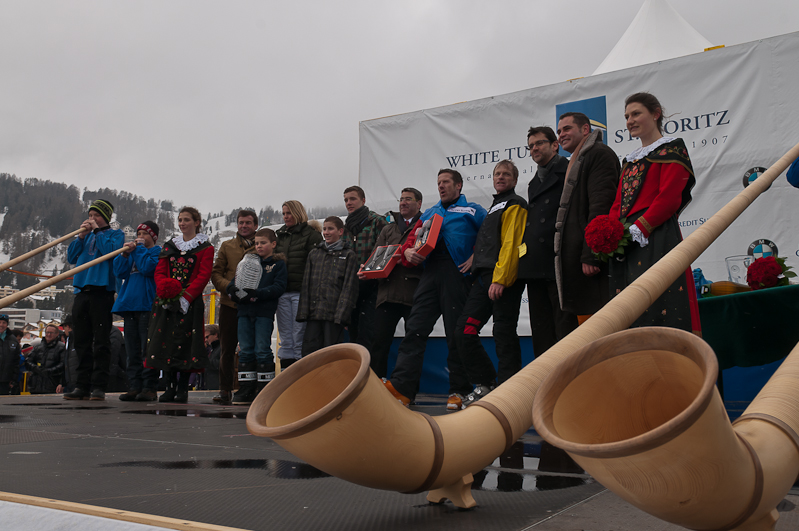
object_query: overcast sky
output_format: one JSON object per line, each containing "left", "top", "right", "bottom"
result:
{"left": 0, "top": 0, "right": 796, "bottom": 218}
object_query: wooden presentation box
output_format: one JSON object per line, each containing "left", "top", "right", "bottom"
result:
{"left": 361, "top": 214, "right": 443, "bottom": 279}
{"left": 361, "top": 244, "right": 402, "bottom": 279}
{"left": 413, "top": 213, "right": 443, "bottom": 257}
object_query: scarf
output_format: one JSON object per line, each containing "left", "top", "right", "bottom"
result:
{"left": 537, "top": 153, "right": 563, "bottom": 183}
{"left": 324, "top": 239, "right": 345, "bottom": 252}
{"left": 238, "top": 233, "right": 254, "bottom": 248}
{"left": 345, "top": 206, "right": 370, "bottom": 236}
{"left": 563, "top": 134, "right": 588, "bottom": 182}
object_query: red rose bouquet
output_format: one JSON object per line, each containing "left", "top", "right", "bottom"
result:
{"left": 746, "top": 256, "right": 795, "bottom": 290}
{"left": 585, "top": 215, "right": 632, "bottom": 262}
{"left": 156, "top": 278, "right": 185, "bottom": 304}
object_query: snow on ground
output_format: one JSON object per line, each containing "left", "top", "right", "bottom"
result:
{"left": 0, "top": 500, "right": 171, "bottom": 531}
{"left": 39, "top": 246, "right": 71, "bottom": 276}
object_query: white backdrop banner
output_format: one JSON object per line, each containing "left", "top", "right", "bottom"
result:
{"left": 360, "top": 32, "right": 799, "bottom": 337}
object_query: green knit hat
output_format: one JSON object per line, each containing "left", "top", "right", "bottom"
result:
{"left": 89, "top": 199, "right": 114, "bottom": 223}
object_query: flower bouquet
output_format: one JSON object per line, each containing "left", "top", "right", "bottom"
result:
{"left": 156, "top": 278, "right": 185, "bottom": 308}
{"left": 585, "top": 215, "right": 633, "bottom": 262}
{"left": 746, "top": 256, "right": 796, "bottom": 290}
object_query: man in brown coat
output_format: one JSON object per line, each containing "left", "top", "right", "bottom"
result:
{"left": 554, "top": 112, "right": 620, "bottom": 317}
{"left": 210, "top": 209, "right": 257, "bottom": 404}
{"left": 359, "top": 187, "right": 423, "bottom": 378}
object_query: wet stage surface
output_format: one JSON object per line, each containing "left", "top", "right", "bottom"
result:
{"left": 1, "top": 393, "right": 797, "bottom": 530}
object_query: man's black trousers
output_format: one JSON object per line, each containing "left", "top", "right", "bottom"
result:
{"left": 456, "top": 272, "right": 525, "bottom": 385}
{"left": 389, "top": 255, "right": 472, "bottom": 400}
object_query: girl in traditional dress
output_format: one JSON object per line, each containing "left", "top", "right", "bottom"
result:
{"left": 147, "top": 207, "right": 214, "bottom": 402}
{"left": 608, "top": 92, "right": 701, "bottom": 334}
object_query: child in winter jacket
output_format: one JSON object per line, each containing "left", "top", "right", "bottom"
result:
{"left": 112, "top": 221, "right": 162, "bottom": 402}
{"left": 297, "top": 216, "right": 359, "bottom": 356}
{"left": 226, "top": 228, "right": 287, "bottom": 404}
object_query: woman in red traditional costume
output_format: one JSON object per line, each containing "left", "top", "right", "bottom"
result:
{"left": 147, "top": 206, "right": 214, "bottom": 402}
{"left": 608, "top": 92, "right": 701, "bottom": 334}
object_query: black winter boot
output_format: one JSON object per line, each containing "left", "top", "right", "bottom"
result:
{"left": 174, "top": 371, "right": 190, "bottom": 403}
{"left": 159, "top": 372, "right": 178, "bottom": 403}
{"left": 232, "top": 362, "right": 257, "bottom": 405}
{"left": 256, "top": 362, "right": 275, "bottom": 396}
{"left": 212, "top": 390, "right": 232, "bottom": 405}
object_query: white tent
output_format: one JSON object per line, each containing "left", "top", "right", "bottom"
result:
{"left": 593, "top": 0, "right": 713, "bottom": 75}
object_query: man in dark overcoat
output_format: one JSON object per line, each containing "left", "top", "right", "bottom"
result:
{"left": 517, "top": 126, "right": 578, "bottom": 357}
{"left": 554, "top": 112, "right": 620, "bottom": 317}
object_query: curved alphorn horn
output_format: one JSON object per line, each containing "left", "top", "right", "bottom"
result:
{"left": 0, "top": 228, "right": 87, "bottom": 273}
{"left": 534, "top": 327, "right": 799, "bottom": 530}
{"left": 0, "top": 245, "right": 127, "bottom": 309}
{"left": 247, "top": 142, "right": 799, "bottom": 513}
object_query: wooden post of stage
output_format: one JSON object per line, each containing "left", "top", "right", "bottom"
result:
{"left": 208, "top": 291, "right": 217, "bottom": 324}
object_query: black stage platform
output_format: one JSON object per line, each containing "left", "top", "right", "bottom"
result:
{"left": 1, "top": 393, "right": 797, "bottom": 530}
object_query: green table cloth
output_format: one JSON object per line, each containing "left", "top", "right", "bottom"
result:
{"left": 698, "top": 284, "right": 799, "bottom": 370}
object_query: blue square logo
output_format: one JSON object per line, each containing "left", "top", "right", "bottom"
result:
{"left": 555, "top": 96, "right": 608, "bottom": 156}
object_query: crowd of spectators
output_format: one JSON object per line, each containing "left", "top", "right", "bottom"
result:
{"left": 0, "top": 93, "right": 704, "bottom": 413}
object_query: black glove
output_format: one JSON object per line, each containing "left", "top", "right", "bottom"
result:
{"left": 226, "top": 282, "right": 242, "bottom": 303}
{"left": 244, "top": 288, "right": 258, "bottom": 300}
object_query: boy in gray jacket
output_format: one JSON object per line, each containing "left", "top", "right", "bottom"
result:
{"left": 297, "top": 217, "right": 359, "bottom": 356}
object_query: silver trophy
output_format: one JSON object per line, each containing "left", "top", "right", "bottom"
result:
{"left": 234, "top": 253, "right": 263, "bottom": 299}
{"left": 364, "top": 246, "right": 386, "bottom": 271}
{"left": 364, "top": 245, "right": 400, "bottom": 272}
{"left": 414, "top": 219, "right": 433, "bottom": 249}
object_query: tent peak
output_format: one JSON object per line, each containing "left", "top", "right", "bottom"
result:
{"left": 593, "top": 0, "right": 713, "bottom": 76}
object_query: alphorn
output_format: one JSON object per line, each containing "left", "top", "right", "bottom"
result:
{"left": 534, "top": 328, "right": 799, "bottom": 530}
{"left": 0, "top": 228, "right": 87, "bottom": 273}
{"left": 0, "top": 245, "right": 127, "bottom": 309}
{"left": 246, "top": 142, "right": 799, "bottom": 522}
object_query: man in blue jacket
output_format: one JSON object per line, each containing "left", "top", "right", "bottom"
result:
{"left": 384, "top": 169, "right": 487, "bottom": 411}
{"left": 113, "top": 221, "right": 161, "bottom": 402}
{"left": 787, "top": 157, "right": 799, "bottom": 188}
{"left": 64, "top": 199, "right": 124, "bottom": 401}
